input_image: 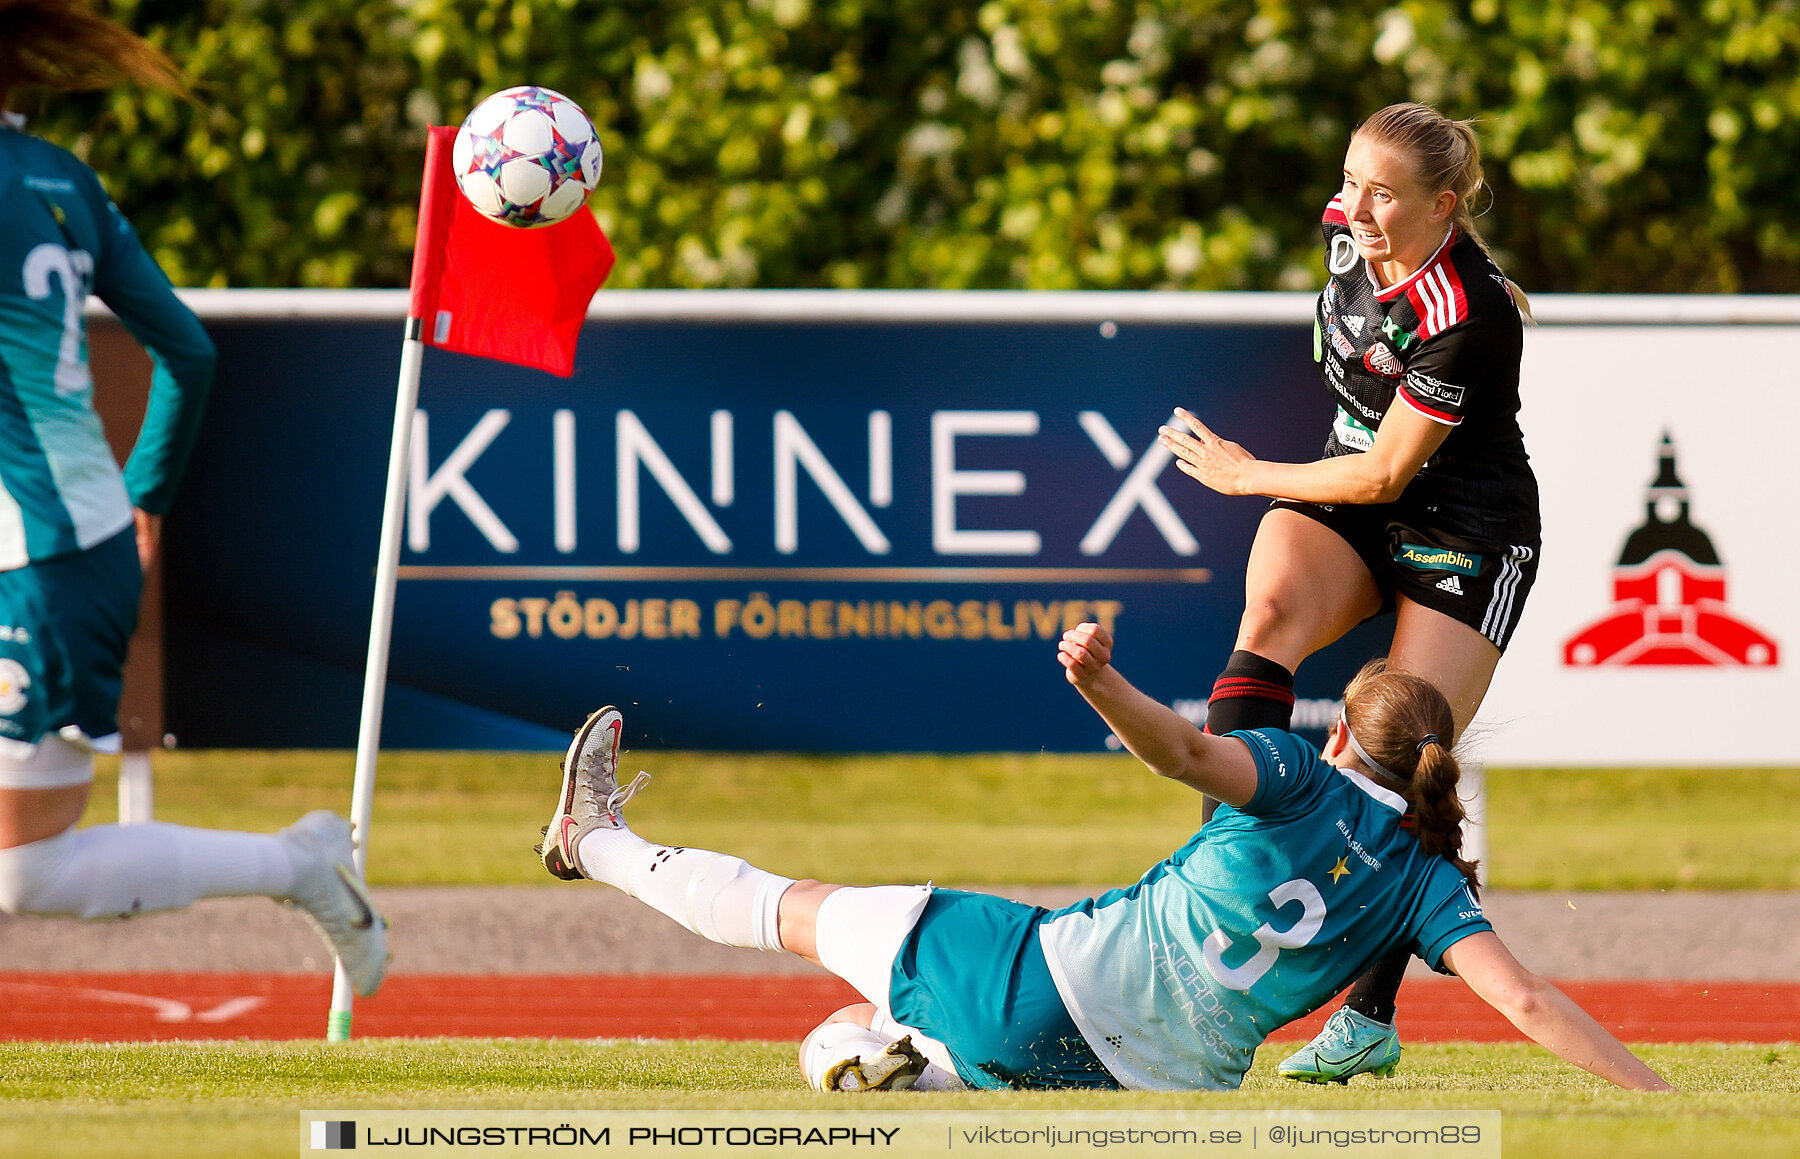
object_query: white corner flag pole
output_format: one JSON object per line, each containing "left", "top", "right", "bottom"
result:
{"left": 327, "top": 326, "right": 426, "bottom": 1042}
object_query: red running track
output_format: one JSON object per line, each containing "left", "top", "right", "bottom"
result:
{"left": 2, "top": 972, "right": 1796, "bottom": 1043}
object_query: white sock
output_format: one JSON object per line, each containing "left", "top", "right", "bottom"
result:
{"left": 578, "top": 824, "right": 792, "bottom": 952}
{"left": 0, "top": 823, "right": 295, "bottom": 920}
{"left": 802, "top": 1021, "right": 891, "bottom": 1091}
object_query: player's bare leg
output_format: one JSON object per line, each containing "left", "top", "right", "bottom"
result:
{"left": 1235, "top": 509, "right": 1385, "bottom": 670}
{"left": 772, "top": 879, "right": 838, "bottom": 964}
{"left": 1387, "top": 598, "right": 1503, "bottom": 742}
{"left": 1204, "top": 509, "right": 1382, "bottom": 821}
{"left": 0, "top": 782, "right": 88, "bottom": 850}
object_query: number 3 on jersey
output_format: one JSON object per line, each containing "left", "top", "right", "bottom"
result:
{"left": 1202, "top": 877, "right": 1327, "bottom": 990}
{"left": 22, "top": 242, "right": 95, "bottom": 397}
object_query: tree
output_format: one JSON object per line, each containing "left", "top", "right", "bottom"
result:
{"left": 26, "top": 0, "right": 1800, "bottom": 292}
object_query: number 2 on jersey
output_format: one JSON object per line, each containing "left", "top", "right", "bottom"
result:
{"left": 22, "top": 242, "right": 95, "bottom": 397}
{"left": 1202, "top": 877, "right": 1327, "bottom": 991}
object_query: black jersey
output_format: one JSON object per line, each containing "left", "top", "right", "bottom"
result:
{"left": 1313, "top": 195, "right": 1539, "bottom": 541}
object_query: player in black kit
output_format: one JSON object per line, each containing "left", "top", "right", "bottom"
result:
{"left": 1157, "top": 103, "right": 1539, "bottom": 1083}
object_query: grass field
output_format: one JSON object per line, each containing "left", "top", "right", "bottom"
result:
{"left": 75, "top": 750, "right": 1800, "bottom": 889}
{"left": 30, "top": 751, "right": 1796, "bottom": 1159}
{"left": 3, "top": 1039, "right": 1796, "bottom": 1159}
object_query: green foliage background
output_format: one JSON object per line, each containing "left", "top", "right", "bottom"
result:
{"left": 23, "top": 0, "right": 1800, "bottom": 292}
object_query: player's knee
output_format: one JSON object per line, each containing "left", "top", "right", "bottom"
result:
{"left": 1237, "top": 593, "right": 1302, "bottom": 645}
{"left": 825, "top": 1002, "right": 878, "bottom": 1029}
{"left": 776, "top": 880, "right": 841, "bottom": 928}
{"left": 798, "top": 1003, "right": 878, "bottom": 1067}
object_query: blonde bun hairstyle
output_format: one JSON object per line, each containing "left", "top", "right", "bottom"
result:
{"left": 1354, "top": 103, "right": 1532, "bottom": 323}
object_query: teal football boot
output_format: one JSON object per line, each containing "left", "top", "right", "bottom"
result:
{"left": 1278, "top": 1008, "right": 1403, "bottom": 1083}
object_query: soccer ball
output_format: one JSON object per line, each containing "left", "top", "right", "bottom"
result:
{"left": 452, "top": 86, "right": 603, "bottom": 227}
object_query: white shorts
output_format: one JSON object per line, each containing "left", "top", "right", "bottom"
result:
{"left": 0, "top": 732, "right": 96, "bottom": 790}
{"left": 814, "top": 884, "right": 932, "bottom": 1009}
{"left": 812, "top": 884, "right": 960, "bottom": 1077}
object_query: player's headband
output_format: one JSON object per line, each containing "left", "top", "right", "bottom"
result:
{"left": 1338, "top": 707, "right": 1410, "bottom": 787}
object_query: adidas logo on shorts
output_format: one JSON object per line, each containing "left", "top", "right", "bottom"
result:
{"left": 1436, "top": 574, "right": 1464, "bottom": 595}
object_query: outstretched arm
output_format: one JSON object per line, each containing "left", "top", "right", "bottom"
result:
{"left": 1057, "top": 623, "right": 1258, "bottom": 806}
{"left": 1441, "top": 932, "right": 1672, "bottom": 1091}
{"left": 1159, "top": 404, "right": 1449, "bottom": 505}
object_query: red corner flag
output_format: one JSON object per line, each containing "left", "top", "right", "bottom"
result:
{"left": 408, "top": 125, "right": 615, "bottom": 376}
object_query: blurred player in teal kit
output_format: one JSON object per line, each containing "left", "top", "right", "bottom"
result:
{"left": 0, "top": 0, "right": 385, "bottom": 993}
{"left": 537, "top": 625, "right": 1669, "bottom": 1093}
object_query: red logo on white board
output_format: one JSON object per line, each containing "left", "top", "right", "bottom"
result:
{"left": 1563, "top": 434, "right": 1778, "bottom": 667}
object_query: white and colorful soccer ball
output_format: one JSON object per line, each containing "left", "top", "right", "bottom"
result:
{"left": 452, "top": 86, "right": 603, "bottom": 227}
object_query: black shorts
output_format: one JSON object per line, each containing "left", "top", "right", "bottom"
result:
{"left": 1271, "top": 500, "right": 1539, "bottom": 652}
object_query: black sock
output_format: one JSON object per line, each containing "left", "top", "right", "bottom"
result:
{"left": 1200, "top": 651, "right": 1294, "bottom": 821}
{"left": 1204, "top": 650, "right": 1295, "bottom": 735}
{"left": 1342, "top": 946, "right": 1411, "bottom": 1025}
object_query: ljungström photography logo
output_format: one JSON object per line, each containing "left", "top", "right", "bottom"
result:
{"left": 311, "top": 1120, "right": 355, "bottom": 1149}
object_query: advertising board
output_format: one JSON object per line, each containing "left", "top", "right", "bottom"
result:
{"left": 1474, "top": 326, "right": 1799, "bottom": 765}
{"left": 144, "top": 292, "right": 1797, "bottom": 762}
{"left": 160, "top": 294, "right": 1386, "bottom": 751}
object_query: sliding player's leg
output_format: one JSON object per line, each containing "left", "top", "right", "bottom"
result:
{"left": 541, "top": 705, "right": 797, "bottom": 952}
{"left": 543, "top": 707, "right": 1113, "bottom": 1091}
{"left": 538, "top": 707, "right": 954, "bottom": 1089}
{"left": 800, "top": 888, "right": 1118, "bottom": 1092}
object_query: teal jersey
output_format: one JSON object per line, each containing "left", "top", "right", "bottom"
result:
{"left": 0, "top": 121, "right": 213, "bottom": 569}
{"left": 1037, "top": 728, "right": 1490, "bottom": 1090}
